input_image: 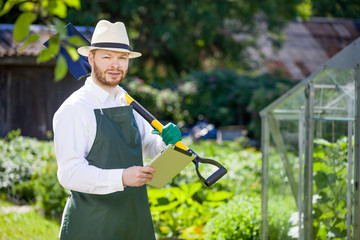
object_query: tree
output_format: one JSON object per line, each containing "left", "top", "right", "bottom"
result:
{"left": 66, "top": 0, "right": 311, "bottom": 85}
{"left": 1, "top": 0, "right": 311, "bottom": 83}
{"left": 311, "top": 0, "right": 360, "bottom": 18}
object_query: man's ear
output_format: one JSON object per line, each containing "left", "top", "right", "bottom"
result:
{"left": 88, "top": 51, "right": 94, "bottom": 68}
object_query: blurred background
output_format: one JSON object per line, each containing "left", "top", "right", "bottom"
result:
{"left": 1, "top": 0, "right": 360, "bottom": 239}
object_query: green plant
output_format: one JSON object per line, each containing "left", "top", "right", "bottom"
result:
{"left": 246, "top": 76, "right": 295, "bottom": 140}
{"left": 0, "top": 131, "right": 67, "bottom": 219}
{"left": 285, "top": 137, "right": 350, "bottom": 239}
{"left": 146, "top": 139, "right": 264, "bottom": 239}
{"left": 173, "top": 138, "right": 262, "bottom": 195}
{"left": 148, "top": 182, "right": 233, "bottom": 239}
{"left": 312, "top": 137, "right": 349, "bottom": 239}
{"left": 203, "top": 194, "right": 262, "bottom": 240}
{"left": 0, "top": 130, "right": 50, "bottom": 201}
{"left": 32, "top": 161, "right": 69, "bottom": 219}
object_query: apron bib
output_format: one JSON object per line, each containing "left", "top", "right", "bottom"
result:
{"left": 60, "top": 106, "right": 155, "bottom": 240}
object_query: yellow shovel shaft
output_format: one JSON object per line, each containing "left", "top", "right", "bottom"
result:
{"left": 125, "top": 93, "right": 189, "bottom": 151}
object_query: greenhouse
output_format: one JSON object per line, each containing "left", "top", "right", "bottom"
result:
{"left": 260, "top": 38, "right": 360, "bottom": 240}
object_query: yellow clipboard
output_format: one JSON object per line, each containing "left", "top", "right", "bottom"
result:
{"left": 146, "top": 145, "right": 196, "bottom": 188}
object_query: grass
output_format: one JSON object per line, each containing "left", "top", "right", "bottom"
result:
{"left": 0, "top": 199, "right": 60, "bottom": 240}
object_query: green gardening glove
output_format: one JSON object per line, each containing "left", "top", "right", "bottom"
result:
{"left": 152, "top": 123, "right": 182, "bottom": 145}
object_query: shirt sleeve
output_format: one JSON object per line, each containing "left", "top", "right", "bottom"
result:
{"left": 53, "top": 104, "right": 124, "bottom": 195}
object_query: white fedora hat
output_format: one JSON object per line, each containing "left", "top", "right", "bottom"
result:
{"left": 77, "top": 20, "right": 141, "bottom": 58}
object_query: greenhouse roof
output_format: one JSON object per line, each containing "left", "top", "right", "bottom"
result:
{"left": 260, "top": 36, "right": 360, "bottom": 117}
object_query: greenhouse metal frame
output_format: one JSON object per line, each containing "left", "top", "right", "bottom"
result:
{"left": 260, "top": 38, "right": 360, "bottom": 239}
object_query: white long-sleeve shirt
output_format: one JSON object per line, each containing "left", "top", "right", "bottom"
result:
{"left": 53, "top": 77, "right": 166, "bottom": 195}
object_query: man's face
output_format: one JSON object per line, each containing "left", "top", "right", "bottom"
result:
{"left": 89, "top": 49, "right": 129, "bottom": 87}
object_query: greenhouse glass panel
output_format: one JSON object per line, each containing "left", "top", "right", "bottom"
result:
{"left": 261, "top": 38, "right": 360, "bottom": 240}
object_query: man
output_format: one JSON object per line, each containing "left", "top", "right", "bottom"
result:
{"left": 53, "top": 20, "right": 182, "bottom": 240}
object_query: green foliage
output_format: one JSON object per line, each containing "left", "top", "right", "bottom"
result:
{"left": 13, "top": 11, "right": 37, "bottom": 42}
{"left": 203, "top": 194, "right": 294, "bottom": 240}
{"left": 178, "top": 70, "right": 295, "bottom": 129}
{"left": 284, "top": 136, "right": 351, "bottom": 239}
{"left": 148, "top": 182, "right": 232, "bottom": 239}
{"left": 178, "top": 70, "right": 254, "bottom": 127}
{"left": 124, "top": 70, "right": 294, "bottom": 140}
{"left": 54, "top": 54, "right": 68, "bottom": 81}
{"left": 1, "top": 0, "right": 311, "bottom": 83}
{"left": 146, "top": 138, "right": 262, "bottom": 238}
{"left": 32, "top": 161, "right": 69, "bottom": 219}
{"left": 203, "top": 195, "right": 262, "bottom": 240}
{"left": 0, "top": 130, "right": 67, "bottom": 220}
{"left": 64, "top": 0, "right": 311, "bottom": 84}
{"left": 312, "top": 137, "right": 349, "bottom": 239}
{"left": 175, "top": 139, "right": 262, "bottom": 196}
{"left": 268, "top": 198, "right": 294, "bottom": 240}
{"left": 311, "top": 0, "right": 360, "bottom": 18}
{"left": 246, "top": 75, "right": 295, "bottom": 139}
{"left": 0, "top": 130, "right": 49, "bottom": 201}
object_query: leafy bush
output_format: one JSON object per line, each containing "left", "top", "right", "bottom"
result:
{"left": 203, "top": 194, "right": 294, "bottom": 240}
{"left": 171, "top": 138, "right": 262, "bottom": 195}
{"left": 147, "top": 138, "right": 262, "bottom": 239}
{"left": 312, "top": 137, "right": 348, "bottom": 239}
{"left": 32, "top": 161, "right": 69, "bottom": 219}
{"left": 178, "top": 70, "right": 257, "bottom": 127}
{"left": 278, "top": 137, "right": 350, "bottom": 239}
{"left": 0, "top": 130, "right": 67, "bottom": 220}
{"left": 124, "top": 70, "right": 294, "bottom": 141}
{"left": 148, "top": 182, "right": 232, "bottom": 239}
{"left": 247, "top": 79, "right": 294, "bottom": 140}
{"left": 0, "top": 130, "right": 49, "bottom": 202}
{"left": 203, "top": 194, "right": 262, "bottom": 240}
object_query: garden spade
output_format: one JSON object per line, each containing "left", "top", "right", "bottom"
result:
{"left": 44, "top": 23, "right": 227, "bottom": 186}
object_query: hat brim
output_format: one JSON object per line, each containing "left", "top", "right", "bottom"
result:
{"left": 77, "top": 46, "right": 142, "bottom": 58}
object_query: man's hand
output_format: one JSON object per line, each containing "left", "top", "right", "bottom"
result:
{"left": 122, "top": 166, "right": 156, "bottom": 187}
{"left": 152, "top": 123, "right": 182, "bottom": 145}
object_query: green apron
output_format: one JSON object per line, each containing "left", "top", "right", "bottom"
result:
{"left": 60, "top": 106, "right": 155, "bottom": 240}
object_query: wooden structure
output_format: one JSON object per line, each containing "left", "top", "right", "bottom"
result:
{"left": 0, "top": 24, "right": 90, "bottom": 139}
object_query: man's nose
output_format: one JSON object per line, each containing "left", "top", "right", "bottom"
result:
{"left": 110, "top": 59, "right": 121, "bottom": 68}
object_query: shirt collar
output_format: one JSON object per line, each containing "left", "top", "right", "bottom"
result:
{"left": 85, "top": 76, "right": 125, "bottom": 105}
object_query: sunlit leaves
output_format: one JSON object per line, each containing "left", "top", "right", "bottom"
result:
{"left": 312, "top": 136, "right": 349, "bottom": 238}
{"left": 19, "top": 2, "right": 36, "bottom": 11}
{"left": 3, "top": 0, "right": 82, "bottom": 81}
{"left": 18, "top": 33, "right": 39, "bottom": 53}
{"left": 42, "top": 0, "right": 67, "bottom": 18}
{"left": 68, "top": 35, "right": 87, "bottom": 47}
{"left": 0, "top": 0, "right": 26, "bottom": 16}
{"left": 52, "top": 17, "right": 67, "bottom": 37}
{"left": 13, "top": 12, "right": 37, "bottom": 42}
{"left": 37, "top": 36, "right": 60, "bottom": 63}
{"left": 297, "top": 0, "right": 312, "bottom": 20}
{"left": 64, "top": 45, "right": 79, "bottom": 62}
{"left": 54, "top": 55, "right": 68, "bottom": 81}
{"left": 63, "top": 0, "right": 80, "bottom": 10}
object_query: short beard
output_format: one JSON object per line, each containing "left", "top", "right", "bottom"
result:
{"left": 93, "top": 62, "right": 127, "bottom": 87}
